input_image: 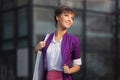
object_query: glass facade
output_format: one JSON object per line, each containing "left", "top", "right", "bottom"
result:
{"left": 17, "top": 8, "right": 28, "bottom": 37}
{"left": 33, "top": 0, "right": 59, "bottom": 6}
{"left": 2, "top": 12, "right": 14, "bottom": 39}
{"left": 86, "top": 13, "right": 112, "bottom": 50}
{"left": 0, "top": 54, "right": 16, "bottom": 80}
{"left": 60, "top": 0, "right": 83, "bottom": 8}
{"left": 0, "top": 0, "right": 29, "bottom": 80}
{"left": 0, "top": 0, "right": 120, "bottom": 80}
{"left": 17, "top": 8, "right": 28, "bottom": 48}
{"left": 33, "top": 7, "right": 55, "bottom": 45}
{"left": 86, "top": 0, "right": 114, "bottom": 12}
{"left": 16, "top": 0, "right": 28, "bottom": 6}
{"left": 2, "top": 0, "right": 15, "bottom": 10}
{"left": 2, "top": 12, "right": 14, "bottom": 50}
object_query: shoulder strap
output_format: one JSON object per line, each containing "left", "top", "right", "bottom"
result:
{"left": 44, "top": 34, "right": 50, "bottom": 41}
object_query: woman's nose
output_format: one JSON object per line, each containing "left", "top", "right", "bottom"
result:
{"left": 68, "top": 18, "right": 72, "bottom": 23}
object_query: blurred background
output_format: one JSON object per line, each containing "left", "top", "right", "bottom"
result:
{"left": 0, "top": 0, "right": 120, "bottom": 80}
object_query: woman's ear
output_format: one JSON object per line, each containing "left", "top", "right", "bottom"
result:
{"left": 56, "top": 16, "right": 59, "bottom": 21}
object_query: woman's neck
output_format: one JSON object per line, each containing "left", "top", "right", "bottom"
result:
{"left": 55, "top": 29, "right": 66, "bottom": 37}
{"left": 54, "top": 29, "right": 66, "bottom": 42}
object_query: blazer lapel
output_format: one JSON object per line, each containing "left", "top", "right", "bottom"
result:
{"left": 61, "top": 33, "right": 69, "bottom": 65}
{"left": 42, "top": 33, "right": 54, "bottom": 58}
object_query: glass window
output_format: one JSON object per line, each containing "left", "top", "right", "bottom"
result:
{"left": 60, "top": 0, "right": 83, "bottom": 9}
{"left": 3, "top": 0, "right": 13, "bottom": 3}
{"left": 2, "top": 12, "right": 14, "bottom": 39}
{"left": 0, "top": 0, "right": 1, "bottom": 9}
{"left": 2, "top": 41, "right": 14, "bottom": 50}
{"left": 86, "top": 52, "right": 114, "bottom": 80}
{"left": 119, "top": 1, "right": 120, "bottom": 8}
{"left": 0, "top": 55, "right": 16, "bottom": 80}
{"left": 86, "top": 12, "right": 112, "bottom": 50}
{"left": 33, "top": 7, "right": 55, "bottom": 45}
{"left": 86, "top": 37, "right": 111, "bottom": 50}
{"left": 86, "top": 0, "right": 113, "bottom": 12}
{"left": 17, "top": 8, "right": 28, "bottom": 37}
{"left": 86, "top": 13, "right": 112, "bottom": 33}
{"left": 2, "top": 0, "right": 15, "bottom": 10}
{"left": 18, "top": 39, "right": 28, "bottom": 48}
{"left": 119, "top": 38, "right": 120, "bottom": 53}
{"left": 33, "top": 0, "right": 59, "bottom": 6}
{"left": 16, "top": 0, "right": 28, "bottom": 6}
{"left": 119, "top": 15, "right": 120, "bottom": 34}
{"left": 33, "top": 7, "right": 55, "bottom": 35}
{"left": 17, "top": 48, "right": 28, "bottom": 77}
{"left": 85, "top": 7, "right": 114, "bottom": 80}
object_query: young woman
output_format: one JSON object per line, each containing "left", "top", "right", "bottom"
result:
{"left": 35, "top": 5, "right": 82, "bottom": 80}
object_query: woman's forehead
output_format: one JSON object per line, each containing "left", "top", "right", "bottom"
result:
{"left": 62, "top": 11, "right": 75, "bottom": 16}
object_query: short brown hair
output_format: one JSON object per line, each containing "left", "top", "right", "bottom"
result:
{"left": 54, "top": 5, "right": 75, "bottom": 27}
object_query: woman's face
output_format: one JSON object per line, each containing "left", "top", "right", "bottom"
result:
{"left": 56, "top": 12, "right": 75, "bottom": 30}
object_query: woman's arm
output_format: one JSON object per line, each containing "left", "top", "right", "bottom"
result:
{"left": 34, "top": 41, "right": 46, "bottom": 58}
{"left": 63, "top": 64, "right": 80, "bottom": 74}
{"left": 63, "top": 36, "right": 81, "bottom": 74}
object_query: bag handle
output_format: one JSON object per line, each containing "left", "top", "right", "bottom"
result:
{"left": 44, "top": 34, "right": 50, "bottom": 41}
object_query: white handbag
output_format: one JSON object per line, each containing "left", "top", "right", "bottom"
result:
{"left": 33, "top": 34, "right": 50, "bottom": 80}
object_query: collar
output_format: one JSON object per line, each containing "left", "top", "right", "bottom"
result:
{"left": 52, "top": 33, "right": 63, "bottom": 43}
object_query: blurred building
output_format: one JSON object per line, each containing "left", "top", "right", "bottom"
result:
{"left": 0, "top": 0, "right": 120, "bottom": 80}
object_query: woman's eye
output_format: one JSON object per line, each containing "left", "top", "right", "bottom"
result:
{"left": 64, "top": 14, "right": 68, "bottom": 16}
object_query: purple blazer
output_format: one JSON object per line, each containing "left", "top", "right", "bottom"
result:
{"left": 42, "top": 32, "right": 81, "bottom": 80}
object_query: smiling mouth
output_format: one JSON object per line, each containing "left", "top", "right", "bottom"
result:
{"left": 65, "top": 22, "right": 70, "bottom": 24}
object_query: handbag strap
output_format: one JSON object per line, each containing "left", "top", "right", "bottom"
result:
{"left": 44, "top": 34, "right": 50, "bottom": 41}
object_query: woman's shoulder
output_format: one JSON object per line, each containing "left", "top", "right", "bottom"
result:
{"left": 67, "top": 33, "right": 80, "bottom": 41}
{"left": 65, "top": 33, "right": 80, "bottom": 46}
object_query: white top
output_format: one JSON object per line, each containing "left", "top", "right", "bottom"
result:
{"left": 46, "top": 35, "right": 82, "bottom": 71}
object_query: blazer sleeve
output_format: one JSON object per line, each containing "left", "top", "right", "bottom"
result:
{"left": 72, "top": 36, "right": 81, "bottom": 59}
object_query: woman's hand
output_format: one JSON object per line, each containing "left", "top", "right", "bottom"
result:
{"left": 63, "top": 64, "right": 71, "bottom": 74}
{"left": 63, "top": 64, "right": 80, "bottom": 74}
{"left": 35, "top": 41, "right": 46, "bottom": 52}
